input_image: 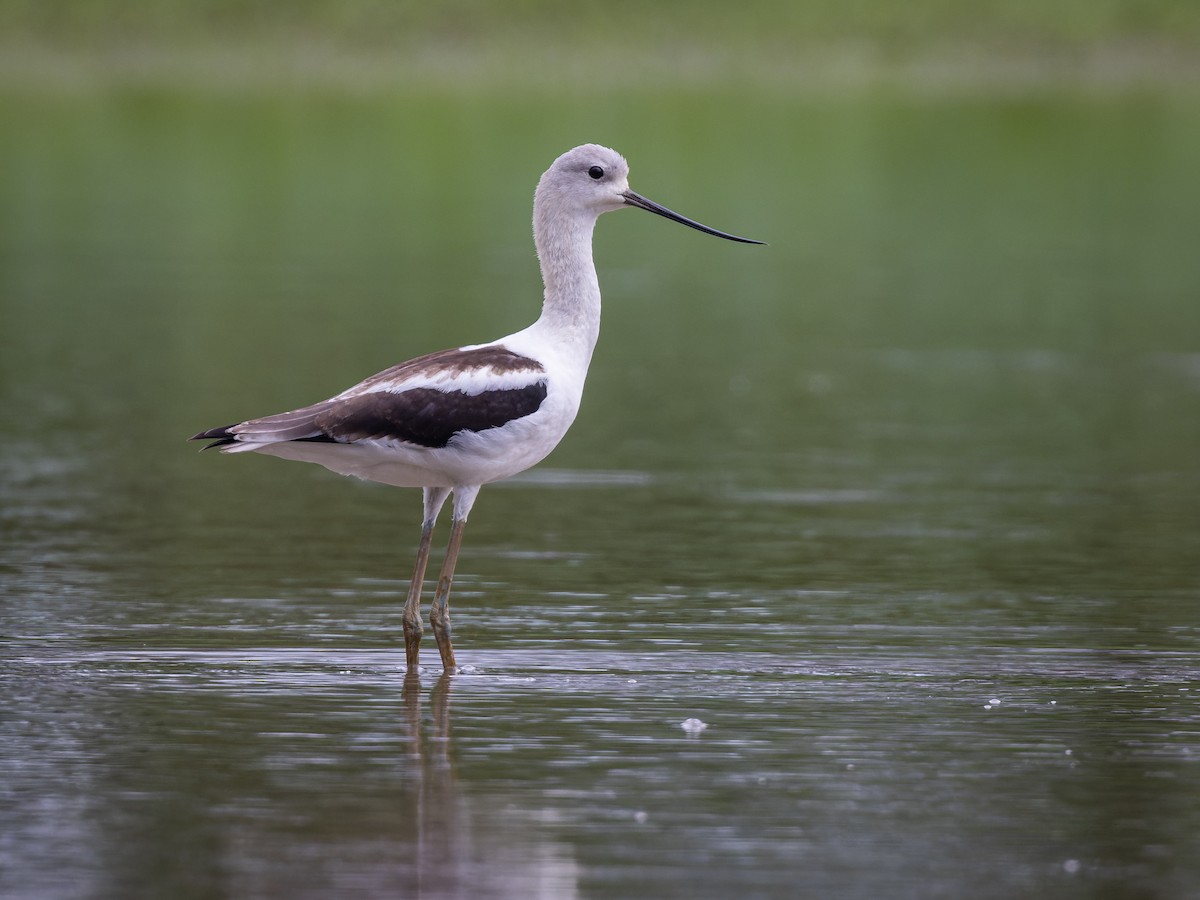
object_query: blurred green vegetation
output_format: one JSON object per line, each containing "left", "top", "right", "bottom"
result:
{"left": 1, "top": 0, "right": 1198, "bottom": 92}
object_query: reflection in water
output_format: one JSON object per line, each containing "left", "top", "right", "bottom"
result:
{"left": 405, "top": 674, "right": 454, "bottom": 897}
{"left": 2, "top": 643, "right": 1199, "bottom": 898}
{"left": 2, "top": 653, "right": 586, "bottom": 900}
{"left": 221, "top": 668, "right": 583, "bottom": 899}
{"left": 400, "top": 674, "right": 582, "bottom": 900}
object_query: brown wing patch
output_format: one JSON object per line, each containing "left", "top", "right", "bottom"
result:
{"left": 310, "top": 383, "right": 548, "bottom": 448}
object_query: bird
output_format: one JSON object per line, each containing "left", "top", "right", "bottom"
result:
{"left": 192, "top": 143, "right": 762, "bottom": 674}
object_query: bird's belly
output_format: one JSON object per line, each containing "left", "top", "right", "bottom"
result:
{"left": 251, "top": 440, "right": 452, "bottom": 488}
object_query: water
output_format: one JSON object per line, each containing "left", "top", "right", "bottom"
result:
{"left": 2, "top": 89, "right": 1199, "bottom": 898}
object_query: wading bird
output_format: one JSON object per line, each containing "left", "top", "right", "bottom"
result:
{"left": 192, "top": 144, "right": 761, "bottom": 673}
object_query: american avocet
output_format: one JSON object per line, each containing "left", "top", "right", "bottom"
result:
{"left": 192, "top": 144, "right": 762, "bottom": 674}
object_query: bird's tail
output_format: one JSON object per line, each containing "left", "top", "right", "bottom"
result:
{"left": 190, "top": 425, "right": 240, "bottom": 450}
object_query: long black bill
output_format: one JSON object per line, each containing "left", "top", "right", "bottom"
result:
{"left": 621, "top": 190, "right": 764, "bottom": 244}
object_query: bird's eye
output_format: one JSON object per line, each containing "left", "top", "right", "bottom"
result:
{"left": 588, "top": 166, "right": 604, "bottom": 180}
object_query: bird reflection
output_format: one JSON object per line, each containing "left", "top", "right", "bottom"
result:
{"left": 397, "top": 673, "right": 580, "bottom": 898}
{"left": 402, "top": 673, "right": 454, "bottom": 783}
{"left": 401, "top": 673, "right": 457, "bottom": 897}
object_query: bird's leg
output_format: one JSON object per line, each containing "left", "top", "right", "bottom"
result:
{"left": 402, "top": 522, "right": 435, "bottom": 672}
{"left": 404, "top": 486, "right": 451, "bottom": 674}
{"left": 429, "top": 515, "right": 467, "bottom": 673}
{"left": 429, "top": 486, "right": 480, "bottom": 674}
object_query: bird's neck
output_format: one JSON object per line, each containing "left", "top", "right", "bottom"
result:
{"left": 533, "top": 209, "right": 602, "bottom": 357}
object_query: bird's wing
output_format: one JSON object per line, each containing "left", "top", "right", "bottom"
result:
{"left": 193, "top": 344, "right": 548, "bottom": 450}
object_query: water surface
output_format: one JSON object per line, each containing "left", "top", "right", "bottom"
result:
{"left": 2, "top": 90, "right": 1199, "bottom": 898}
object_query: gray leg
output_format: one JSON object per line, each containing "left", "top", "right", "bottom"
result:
{"left": 429, "top": 486, "right": 480, "bottom": 674}
{"left": 430, "top": 516, "right": 466, "bottom": 673}
{"left": 403, "top": 486, "right": 450, "bottom": 674}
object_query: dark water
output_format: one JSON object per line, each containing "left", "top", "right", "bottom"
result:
{"left": 2, "top": 90, "right": 1199, "bottom": 898}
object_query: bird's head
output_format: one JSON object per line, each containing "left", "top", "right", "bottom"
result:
{"left": 535, "top": 143, "right": 764, "bottom": 244}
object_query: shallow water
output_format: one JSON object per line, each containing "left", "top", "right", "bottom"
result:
{"left": 7, "top": 645, "right": 1199, "bottom": 898}
{"left": 2, "top": 90, "right": 1199, "bottom": 898}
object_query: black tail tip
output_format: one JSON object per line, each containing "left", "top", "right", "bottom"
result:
{"left": 190, "top": 425, "right": 238, "bottom": 450}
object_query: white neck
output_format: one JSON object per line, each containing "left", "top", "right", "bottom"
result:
{"left": 531, "top": 199, "right": 602, "bottom": 361}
